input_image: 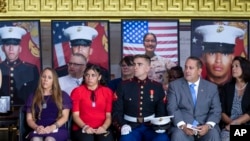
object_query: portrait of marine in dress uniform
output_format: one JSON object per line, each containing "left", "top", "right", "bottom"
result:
{"left": 0, "top": 21, "right": 41, "bottom": 106}
{"left": 52, "top": 20, "right": 110, "bottom": 82}
{"left": 121, "top": 19, "right": 179, "bottom": 83}
{"left": 191, "top": 20, "right": 248, "bottom": 87}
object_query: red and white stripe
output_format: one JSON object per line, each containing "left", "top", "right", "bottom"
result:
{"left": 123, "top": 22, "right": 178, "bottom": 62}
{"left": 54, "top": 42, "right": 71, "bottom": 68}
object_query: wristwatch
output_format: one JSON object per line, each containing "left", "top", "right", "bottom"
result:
{"left": 179, "top": 125, "right": 185, "bottom": 130}
{"left": 206, "top": 124, "right": 213, "bottom": 129}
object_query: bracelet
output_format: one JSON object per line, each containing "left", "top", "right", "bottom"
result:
{"left": 54, "top": 122, "right": 60, "bottom": 129}
{"left": 82, "top": 124, "right": 86, "bottom": 129}
{"left": 82, "top": 125, "right": 89, "bottom": 131}
{"left": 178, "top": 124, "right": 185, "bottom": 130}
{"left": 35, "top": 126, "right": 39, "bottom": 131}
{"left": 206, "top": 124, "right": 213, "bottom": 129}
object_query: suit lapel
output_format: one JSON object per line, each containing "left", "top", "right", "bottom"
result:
{"left": 196, "top": 79, "right": 205, "bottom": 109}
{"left": 181, "top": 79, "right": 194, "bottom": 107}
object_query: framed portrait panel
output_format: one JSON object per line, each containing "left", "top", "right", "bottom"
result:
{"left": 121, "top": 19, "right": 179, "bottom": 83}
{"left": 191, "top": 20, "right": 249, "bottom": 86}
{"left": 0, "top": 20, "right": 42, "bottom": 106}
{"left": 51, "top": 20, "right": 110, "bottom": 81}
{"left": 0, "top": 20, "right": 42, "bottom": 70}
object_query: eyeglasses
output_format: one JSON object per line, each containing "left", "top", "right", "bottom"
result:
{"left": 67, "top": 62, "right": 85, "bottom": 67}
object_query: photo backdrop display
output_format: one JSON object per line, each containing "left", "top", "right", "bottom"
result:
{"left": 0, "top": 21, "right": 42, "bottom": 71}
{"left": 191, "top": 20, "right": 249, "bottom": 86}
{"left": 121, "top": 19, "right": 179, "bottom": 83}
{"left": 122, "top": 19, "right": 179, "bottom": 64}
{"left": 0, "top": 20, "right": 42, "bottom": 105}
{"left": 51, "top": 20, "right": 110, "bottom": 77}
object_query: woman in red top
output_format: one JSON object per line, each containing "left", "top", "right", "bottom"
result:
{"left": 71, "top": 64, "right": 114, "bottom": 141}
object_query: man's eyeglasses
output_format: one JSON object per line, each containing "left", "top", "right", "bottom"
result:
{"left": 67, "top": 62, "right": 85, "bottom": 67}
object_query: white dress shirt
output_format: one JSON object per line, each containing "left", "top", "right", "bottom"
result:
{"left": 59, "top": 75, "right": 83, "bottom": 96}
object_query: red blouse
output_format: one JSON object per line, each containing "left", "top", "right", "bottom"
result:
{"left": 71, "top": 85, "right": 113, "bottom": 130}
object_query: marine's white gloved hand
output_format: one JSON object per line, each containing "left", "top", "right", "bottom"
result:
{"left": 155, "top": 129, "right": 166, "bottom": 133}
{"left": 121, "top": 124, "right": 132, "bottom": 135}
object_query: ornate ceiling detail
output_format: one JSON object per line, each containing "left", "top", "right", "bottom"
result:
{"left": 0, "top": 0, "right": 249, "bottom": 21}
{"left": 0, "top": 0, "right": 6, "bottom": 13}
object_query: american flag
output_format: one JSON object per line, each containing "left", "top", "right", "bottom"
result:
{"left": 122, "top": 20, "right": 179, "bottom": 63}
{"left": 0, "top": 21, "right": 41, "bottom": 71}
{"left": 52, "top": 21, "right": 109, "bottom": 70}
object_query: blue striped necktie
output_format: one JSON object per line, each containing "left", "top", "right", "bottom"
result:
{"left": 189, "top": 83, "right": 199, "bottom": 126}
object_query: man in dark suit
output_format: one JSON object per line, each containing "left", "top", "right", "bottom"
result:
{"left": 0, "top": 26, "right": 39, "bottom": 106}
{"left": 167, "top": 56, "right": 221, "bottom": 141}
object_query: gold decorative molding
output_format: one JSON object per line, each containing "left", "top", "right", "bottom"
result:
{"left": 0, "top": 0, "right": 6, "bottom": 13}
{"left": 0, "top": 0, "right": 250, "bottom": 22}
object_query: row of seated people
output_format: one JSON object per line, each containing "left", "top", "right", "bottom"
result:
{"left": 20, "top": 54, "right": 171, "bottom": 141}
{"left": 19, "top": 54, "right": 250, "bottom": 141}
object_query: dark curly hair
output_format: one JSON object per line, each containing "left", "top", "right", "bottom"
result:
{"left": 232, "top": 56, "right": 250, "bottom": 82}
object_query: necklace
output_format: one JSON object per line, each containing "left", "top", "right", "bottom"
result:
{"left": 42, "top": 96, "right": 51, "bottom": 109}
{"left": 235, "top": 82, "right": 248, "bottom": 90}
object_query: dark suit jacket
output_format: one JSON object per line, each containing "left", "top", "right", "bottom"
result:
{"left": 220, "top": 81, "right": 250, "bottom": 125}
{"left": 167, "top": 77, "right": 221, "bottom": 128}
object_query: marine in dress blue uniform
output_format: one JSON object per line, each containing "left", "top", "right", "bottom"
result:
{"left": 0, "top": 26, "right": 39, "bottom": 106}
{"left": 113, "top": 54, "right": 170, "bottom": 141}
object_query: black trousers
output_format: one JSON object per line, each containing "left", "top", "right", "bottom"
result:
{"left": 71, "top": 128, "right": 114, "bottom": 141}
